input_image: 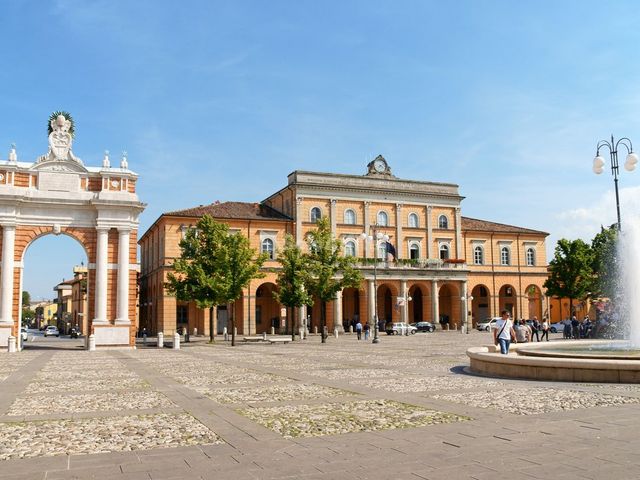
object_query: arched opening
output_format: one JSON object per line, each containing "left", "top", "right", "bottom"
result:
{"left": 471, "top": 284, "right": 491, "bottom": 326}
{"left": 408, "top": 285, "right": 424, "bottom": 323}
{"left": 499, "top": 284, "right": 518, "bottom": 319}
{"left": 255, "top": 282, "right": 281, "bottom": 334}
{"left": 438, "top": 283, "right": 460, "bottom": 329}
{"left": 377, "top": 283, "right": 398, "bottom": 328}
{"left": 341, "top": 287, "right": 361, "bottom": 330}
{"left": 526, "top": 284, "right": 543, "bottom": 320}
{"left": 21, "top": 233, "right": 88, "bottom": 350}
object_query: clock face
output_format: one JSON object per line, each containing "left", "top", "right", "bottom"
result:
{"left": 373, "top": 159, "right": 386, "bottom": 172}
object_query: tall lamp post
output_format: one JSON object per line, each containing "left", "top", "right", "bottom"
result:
{"left": 593, "top": 136, "right": 638, "bottom": 230}
{"left": 360, "top": 225, "right": 389, "bottom": 344}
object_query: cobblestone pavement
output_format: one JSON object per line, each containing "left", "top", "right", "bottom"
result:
{"left": 2, "top": 331, "right": 640, "bottom": 479}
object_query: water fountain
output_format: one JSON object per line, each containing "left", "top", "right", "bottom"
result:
{"left": 467, "top": 215, "right": 640, "bottom": 383}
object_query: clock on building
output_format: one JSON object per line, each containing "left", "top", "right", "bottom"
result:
{"left": 366, "top": 155, "right": 392, "bottom": 176}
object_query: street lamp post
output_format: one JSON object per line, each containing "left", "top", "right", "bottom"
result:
{"left": 360, "top": 225, "right": 389, "bottom": 344}
{"left": 593, "top": 136, "right": 638, "bottom": 230}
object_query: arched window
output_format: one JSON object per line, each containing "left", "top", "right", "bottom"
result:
{"left": 344, "top": 240, "right": 356, "bottom": 257}
{"left": 408, "top": 213, "right": 419, "bottom": 228}
{"left": 409, "top": 243, "right": 420, "bottom": 260}
{"left": 377, "top": 211, "right": 388, "bottom": 226}
{"left": 438, "top": 215, "right": 448, "bottom": 229}
{"left": 501, "top": 246, "right": 510, "bottom": 265}
{"left": 310, "top": 207, "right": 322, "bottom": 223}
{"left": 526, "top": 247, "right": 535, "bottom": 266}
{"left": 344, "top": 209, "right": 356, "bottom": 225}
{"left": 439, "top": 244, "right": 449, "bottom": 260}
{"left": 473, "top": 246, "right": 484, "bottom": 265}
{"left": 479, "top": 286, "right": 488, "bottom": 297}
{"left": 261, "top": 238, "right": 274, "bottom": 260}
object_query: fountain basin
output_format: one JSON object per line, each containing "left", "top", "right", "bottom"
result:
{"left": 467, "top": 340, "right": 640, "bottom": 383}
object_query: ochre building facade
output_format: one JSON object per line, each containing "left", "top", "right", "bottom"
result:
{"left": 139, "top": 157, "right": 548, "bottom": 336}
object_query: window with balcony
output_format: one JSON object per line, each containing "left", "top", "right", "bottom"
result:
{"left": 344, "top": 240, "right": 356, "bottom": 257}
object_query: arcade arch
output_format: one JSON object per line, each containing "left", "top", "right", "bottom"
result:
{"left": 498, "top": 284, "right": 518, "bottom": 319}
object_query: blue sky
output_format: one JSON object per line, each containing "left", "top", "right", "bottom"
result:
{"left": 4, "top": 0, "right": 640, "bottom": 300}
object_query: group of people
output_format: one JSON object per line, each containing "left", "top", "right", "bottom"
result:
{"left": 493, "top": 311, "right": 550, "bottom": 355}
{"left": 562, "top": 315, "right": 594, "bottom": 339}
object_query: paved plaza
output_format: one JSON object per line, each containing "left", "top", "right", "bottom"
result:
{"left": 1, "top": 332, "right": 640, "bottom": 479}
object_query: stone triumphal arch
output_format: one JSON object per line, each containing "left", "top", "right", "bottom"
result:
{"left": 0, "top": 113, "right": 144, "bottom": 349}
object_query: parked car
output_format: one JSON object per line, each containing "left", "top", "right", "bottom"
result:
{"left": 476, "top": 317, "right": 501, "bottom": 331}
{"left": 411, "top": 321, "right": 436, "bottom": 332}
{"left": 44, "top": 326, "right": 60, "bottom": 337}
{"left": 20, "top": 327, "right": 28, "bottom": 342}
{"left": 385, "top": 322, "right": 417, "bottom": 335}
{"left": 550, "top": 322, "right": 566, "bottom": 333}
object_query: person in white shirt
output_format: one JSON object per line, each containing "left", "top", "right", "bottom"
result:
{"left": 540, "top": 318, "right": 549, "bottom": 341}
{"left": 493, "top": 310, "right": 516, "bottom": 354}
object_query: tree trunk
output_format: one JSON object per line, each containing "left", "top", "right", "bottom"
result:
{"left": 321, "top": 300, "right": 326, "bottom": 343}
{"left": 231, "top": 302, "right": 236, "bottom": 347}
{"left": 291, "top": 306, "right": 295, "bottom": 342}
{"left": 209, "top": 306, "right": 215, "bottom": 343}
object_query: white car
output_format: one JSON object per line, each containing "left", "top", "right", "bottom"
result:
{"left": 44, "top": 326, "right": 60, "bottom": 337}
{"left": 476, "top": 317, "right": 501, "bottom": 331}
{"left": 385, "top": 322, "right": 417, "bottom": 335}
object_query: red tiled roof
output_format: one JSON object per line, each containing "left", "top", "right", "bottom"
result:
{"left": 165, "top": 201, "right": 291, "bottom": 221}
{"left": 462, "top": 216, "right": 548, "bottom": 235}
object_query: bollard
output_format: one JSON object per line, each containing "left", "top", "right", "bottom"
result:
{"left": 157, "top": 332, "right": 164, "bottom": 348}
{"left": 270, "top": 327, "right": 275, "bottom": 335}
{"left": 7, "top": 335, "right": 16, "bottom": 353}
{"left": 334, "top": 328, "right": 339, "bottom": 339}
{"left": 349, "top": 326, "right": 354, "bottom": 334}
{"left": 173, "top": 332, "right": 180, "bottom": 350}
{"left": 223, "top": 327, "right": 228, "bottom": 341}
{"left": 299, "top": 327, "right": 305, "bottom": 340}
{"left": 193, "top": 327, "right": 198, "bottom": 336}
{"left": 88, "top": 334, "right": 96, "bottom": 351}
{"left": 314, "top": 326, "right": 318, "bottom": 335}
{"left": 234, "top": 327, "right": 237, "bottom": 337}
{"left": 143, "top": 333, "right": 147, "bottom": 346}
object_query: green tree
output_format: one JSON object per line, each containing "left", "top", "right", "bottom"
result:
{"left": 22, "top": 291, "right": 31, "bottom": 307}
{"left": 165, "top": 215, "right": 229, "bottom": 342}
{"left": 544, "top": 238, "right": 595, "bottom": 319}
{"left": 274, "top": 234, "right": 312, "bottom": 340}
{"left": 165, "top": 214, "right": 267, "bottom": 346}
{"left": 303, "top": 218, "right": 362, "bottom": 343}
{"left": 221, "top": 229, "right": 267, "bottom": 346}
{"left": 590, "top": 225, "right": 618, "bottom": 300}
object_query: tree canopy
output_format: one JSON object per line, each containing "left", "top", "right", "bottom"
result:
{"left": 590, "top": 224, "right": 618, "bottom": 300}
{"left": 302, "top": 218, "right": 362, "bottom": 342}
{"left": 165, "top": 214, "right": 266, "bottom": 344}
{"left": 544, "top": 238, "right": 594, "bottom": 316}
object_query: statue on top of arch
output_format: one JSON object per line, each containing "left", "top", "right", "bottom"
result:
{"left": 36, "top": 111, "right": 84, "bottom": 167}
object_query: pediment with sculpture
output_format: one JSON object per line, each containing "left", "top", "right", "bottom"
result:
{"left": 31, "top": 111, "right": 88, "bottom": 173}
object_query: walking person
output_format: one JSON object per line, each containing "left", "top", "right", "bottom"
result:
{"left": 364, "top": 322, "right": 370, "bottom": 340}
{"left": 355, "top": 320, "right": 363, "bottom": 340}
{"left": 540, "top": 317, "right": 549, "bottom": 341}
{"left": 493, "top": 310, "right": 516, "bottom": 355}
{"left": 531, "top": 316, "right": 540, "bottom": 342}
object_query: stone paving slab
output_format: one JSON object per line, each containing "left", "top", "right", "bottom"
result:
{"left": 1, "top": 333, "right": 640, "bottom": 479}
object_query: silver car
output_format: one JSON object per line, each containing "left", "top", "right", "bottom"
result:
{"left": 44, "top": 326, "right": 60, "bottom": 337}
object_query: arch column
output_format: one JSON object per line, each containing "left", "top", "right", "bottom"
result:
{"left": 400, "top": 280, "right": 408, "bottom": 323}
{"left": 0, "top": 224, "right": 16, "bottom": 326}
{"left": 368, "top": 279, "right": 375, "bottom": 324}
{"left": 333, "top": 289, "right": 343, "bottom": 332}
{"left": 431, "top": 280, "right": 439, "bottom": 324}
{"left": 93, "top": 227, "right": 109, "bottom": 324}
{"left": 115, "top": 228, "right": 131, "bottom": 324}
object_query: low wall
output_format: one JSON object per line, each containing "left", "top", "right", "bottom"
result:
{"left": 467, "top": 340, "right": 640, "bottom": 383}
